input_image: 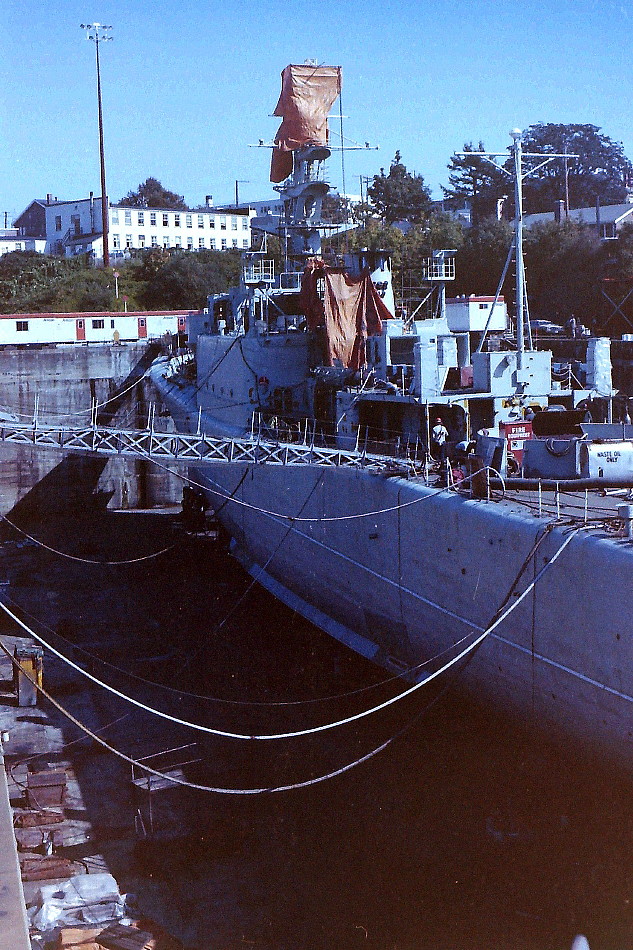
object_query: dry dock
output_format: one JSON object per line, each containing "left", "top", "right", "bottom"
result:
{"left": 2, "top": 493, "right": 633, "bottom": 948}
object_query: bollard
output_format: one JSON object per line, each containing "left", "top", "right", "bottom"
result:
{"left": 13, "top": 645, "right": 43, "bottom": 707}
{"left": 618, "top": 504, "right": 633, "bottom": 540}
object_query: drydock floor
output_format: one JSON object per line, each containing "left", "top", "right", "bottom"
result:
{"left": 2, "top": 490, "right": 633, "bottom": 950}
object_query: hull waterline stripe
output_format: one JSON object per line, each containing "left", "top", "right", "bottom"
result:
{"left": 490, "top": 632, "right": 633, "bottom": 705}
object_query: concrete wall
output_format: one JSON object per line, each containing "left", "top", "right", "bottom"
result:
{"left": 0, "top": 343, "right": 182, "bottom": 515}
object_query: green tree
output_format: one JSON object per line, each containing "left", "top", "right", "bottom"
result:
{"left": 453, "top": 218, "right": 514, "bottom": 298}
{"left": 118, "top": 177, "right": 188, "bottom": 210}
{"left": 524, "top": 218, "right": 602, "bottom": 324}
{"left": 138, "top": 249, "right": 242, "bottom": 309}
{"left": 367, "top": 152, "right": 432, "bottom": 226}
{"left": 0, "top": 252, "right": 116, "bottom": 313}
{"left": 518, "top": 123, "right": 633, "bottom": 212}
{"left": 444, "top": 142, "right": 507, "bottom": 224}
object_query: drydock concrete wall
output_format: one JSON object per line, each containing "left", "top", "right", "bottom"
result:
{"left": 0, "top": 344, "right": 181, "bottom": 514}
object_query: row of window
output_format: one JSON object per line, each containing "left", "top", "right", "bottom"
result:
{"left": 111, "top": 234, "right": 249, "bottom": 250}
{"left": 16, "top": 318, "right": 137, "bottom": 332}
{"left": 111, "top": 210, "right": 248, "bottom": 230}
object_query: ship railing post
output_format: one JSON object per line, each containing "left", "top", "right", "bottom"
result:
{"left": 197, "top": 405, "right": 202, "bottom": 435}
{"left": 584, "top": 489, "right": 588, "bottom": 524}
{"left": 538, "top": 481, "right": 542, "bottom": 518}
{"left": 556, "top": 482, "right": 560, "bottom": 520}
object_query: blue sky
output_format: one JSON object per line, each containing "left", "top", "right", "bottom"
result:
{"left": 1, "top": 0, "right": 632, "bottom": 222}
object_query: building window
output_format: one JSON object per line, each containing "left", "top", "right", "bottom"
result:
{"left": 125, "top": 234, "right": 132, "bottom": 248}
{"left": 232, "top": 239, "right": 238, "bottom": 247}
{"left": 220, "top": 216, "right": 227, "bottom": 230}
{"left": 242, "top": 239, "right": 249, "bottom": 248}
{"left": 150, "top": 212, "right": 157, "bottom": 226}
{"left": 231, "top": 216, "right": 237, "bottom": 230}
{"left": 187, "top": 236, "right": 193, "bottom": 249}
{"left": 198, "top": 214, "right": 204, "bottom": 228}
{"left": 242, "top": 217, "right": 249, "bottom": 230}
{"left": 111, "top": 211, "right": 119, "bottom": 224}
{"left": 55, "top": 216, "right": 62, "bottom": 231}
{"left": 221, "top": 238, "right": 227, "bottom": 249}
{"left": 174, "top": 236, "right": 181, "bottom": 247}
{"left": 210, "top": 238, "right": 216, "bottom": 249}
{"left": 138, "top": 211, "right": 144, "bottom": 226}
{"left": 138, "top": 234, "right": 145, "bottom": 247}
{"left": 162, "top": 213, "right": 169, "bottom": 227}
{"left": 186, "top": 214, "right": 192, "bottom": 228}
{"left": 174, "top": 214, "right": 180, "bottom": 227}
{"left": 113, "top": 234, "right": 120, "bottom": 249}
{"left": 124, "top": 210, "right": 132, "bottom": 225}
{"left": 163, "top": 237, "right": 170, "bottom": 248}
{"left": 16, "top": 321, "right": 28, "bottom": 332}
{"left": 209, "top": 217, "right": 215, "bottom": 229}
{"left": 92, "top": 319, "right": 104, "bottom": 329}
{"left": 151, "top": 235, "right": 158, "bottom": 246}
{"left": 198, "top": 237, "right": 205, "bottom": 248}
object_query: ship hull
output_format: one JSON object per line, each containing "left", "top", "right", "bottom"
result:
{"left": 153, "top": 371, "right": 633, "bottom": 768}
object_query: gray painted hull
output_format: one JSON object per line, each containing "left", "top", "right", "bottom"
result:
{"left": 152, "top": 369, "right": 633, "bottom": 769}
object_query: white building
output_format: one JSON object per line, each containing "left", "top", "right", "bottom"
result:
{"left": 24, "top": 194, "right": 254, "bottom": 260}
{"left": 0, "top": 229, "right": 46, "bottom": 256}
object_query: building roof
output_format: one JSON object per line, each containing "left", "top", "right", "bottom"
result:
{"left": 524, "top": 203, "right": 633, "bottom": 228}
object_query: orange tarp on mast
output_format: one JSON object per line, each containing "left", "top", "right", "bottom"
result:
{"left": 270, "top": 64, "right": 342, "bottom": 183}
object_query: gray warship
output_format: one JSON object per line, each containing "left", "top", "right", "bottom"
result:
{"left": 151, "top": 65, "right": 633, "bottom": 767}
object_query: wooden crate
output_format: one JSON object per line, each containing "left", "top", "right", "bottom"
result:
{"left": 56, "top": 926, "right": 102, "bottom": 949}
{"left": 26, "top": 769, "right": 67, "bottom": 807}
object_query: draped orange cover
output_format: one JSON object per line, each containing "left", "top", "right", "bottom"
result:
{"left": 270, "top": 65, "right": 342, "bottom": 183}
{"left": 301, "top": 260, "right": 393, "bottom": 370}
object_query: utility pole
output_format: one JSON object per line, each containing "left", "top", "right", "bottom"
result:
{"left": 81, "top": 23, "right": 113, "bottom": 267}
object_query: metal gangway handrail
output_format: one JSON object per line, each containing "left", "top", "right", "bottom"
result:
{"left": 0, "top": 418, "right": 422, "bottom": 476}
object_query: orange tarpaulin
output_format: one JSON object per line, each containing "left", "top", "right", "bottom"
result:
{"left": 270, "top": 64, "right": 342, "bottom": 183}
{"left": 300, "top": 260, "right": 393, "bottom": 370}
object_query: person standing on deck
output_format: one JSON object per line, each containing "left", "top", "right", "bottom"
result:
{"left": 431, "top": 417, "right": 449, "bottom": 466}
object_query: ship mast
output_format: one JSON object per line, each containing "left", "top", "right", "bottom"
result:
{"left": 457, "top": 133, "right": 577, "bottom": 373}
{"left": 510, "top": 129, "right": 526, "bottom": 369}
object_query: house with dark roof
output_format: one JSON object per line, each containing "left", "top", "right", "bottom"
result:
{"left": 524, "top": 201, "right": 633, "bottom": 240}
{"left": 13, "top": 198, "right": 49, "bottom": 239}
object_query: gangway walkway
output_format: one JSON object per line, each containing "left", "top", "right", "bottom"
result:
{"left": 0, "top": 421, "right": 421, "bottom": 476}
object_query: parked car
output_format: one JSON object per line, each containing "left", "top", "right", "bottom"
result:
{"left": 529, "top": 319, "right": 565, "bottom": 336}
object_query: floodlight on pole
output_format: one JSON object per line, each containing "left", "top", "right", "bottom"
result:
{"left": 80, "top": 23, "right": 113, "bottom": 267}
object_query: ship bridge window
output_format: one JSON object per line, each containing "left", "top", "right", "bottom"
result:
{"left": 92, "top": 319, "right": 104, "bottom": 329}
{"left": 270, "top": 292, "right": 302, "bottom": 315}
{"left": 16, "top": 320, "right": 28, "bottom": 332}
{"left": 272, "top": 387, "right": 294, "bottom": 413}
{"left": 388, "top": 337, "right": 415, "bottom": 365}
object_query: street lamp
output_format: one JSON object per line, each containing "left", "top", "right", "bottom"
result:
{"left": 80, "top": 23, "right": 112, "bottom": 267}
